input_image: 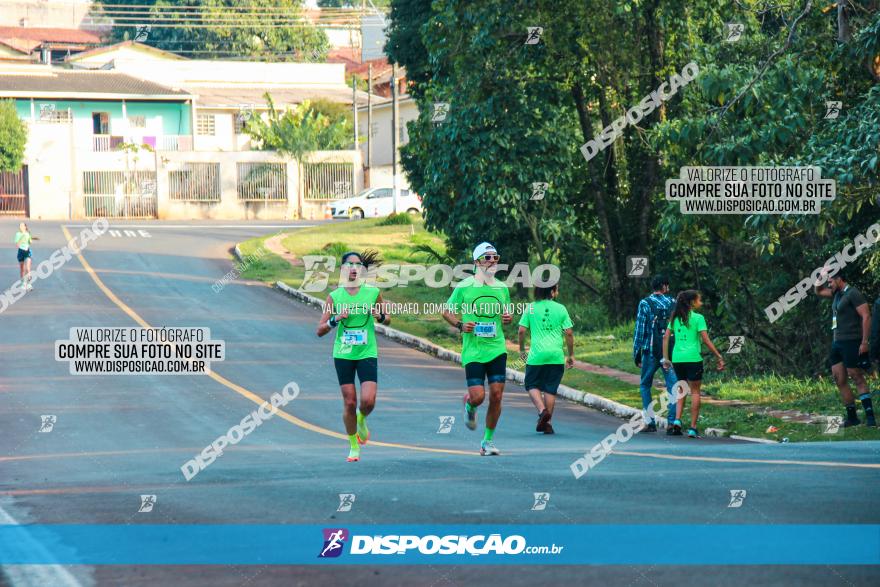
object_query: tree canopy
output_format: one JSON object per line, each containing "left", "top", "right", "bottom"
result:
{"left": 386, "top": 0, "right": 880, "bottom": 375}
{"left": 95, "top": 0, "right": 329, "bottom": 61}
{"left": 0, "top": 100, "right": 27, "bottom": 173}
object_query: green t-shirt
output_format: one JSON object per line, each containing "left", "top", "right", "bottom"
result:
{"left": 14, "top": 231, "right": 32, "bottom": 251}
{"left": 329, "top": 285, "right": 380, "bottom": 360}
{"left": 446, "top": 276, "right": 511, "bottom": 365}
{"left": 519, "top": 300, "right": 573, "bottom": 365}
{"left": 669, "top": 311, "right": 707, "bottom": 363}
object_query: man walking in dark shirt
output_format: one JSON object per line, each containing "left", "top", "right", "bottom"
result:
{"left": 815, "top": 271, "right": 875, "bottom": 427}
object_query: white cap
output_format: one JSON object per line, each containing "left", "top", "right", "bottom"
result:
{"left": 472, "top": 242, "right": 497, "bottom": 261}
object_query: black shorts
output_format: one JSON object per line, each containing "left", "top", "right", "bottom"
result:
{"left": 17, "top": 248, "right": 31, "bottom": 263}
{"left": 829, "top": 339, "right": 862, "bottom": 369}
{"left": 464, "top": 353, "right": 507, "bottom": 387}
{"left": 524, "top": 364, "right": 565, "bottom": 395}
{"left": 673, "top": 361, "right": 703, "bottom": 382}
{"left": 334, "top": 357, "right": 378, "bottom": 386}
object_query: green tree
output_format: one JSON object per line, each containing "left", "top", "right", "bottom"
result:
{"left": 96, "top": 0, "right": 330, "bottom": 61}
{"left": 246, "top": 95, "right": 353, "bottom": 160}
{"left": 0, "top": 100, "right": 27, "bottom": 173}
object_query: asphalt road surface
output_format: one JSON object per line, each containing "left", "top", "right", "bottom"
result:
{"left": 1, "top": 219, "right": 878, "bottom": 587}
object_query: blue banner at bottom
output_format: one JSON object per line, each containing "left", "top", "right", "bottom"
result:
{"left": 0, "top": 525, "right": 877, "bottom": 565}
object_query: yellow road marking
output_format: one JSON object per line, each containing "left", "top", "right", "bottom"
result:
{"left": 59, "top": 226, "right": 880, "bottom": 468}
{"left": 60, "top": 226, "right": 474, "bottom": 457}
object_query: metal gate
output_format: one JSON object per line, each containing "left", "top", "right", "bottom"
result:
{"left": 0, "top": 166, "right": 29, "bottom": 217}
{"left": 81, "top": 170, "right": 157, "bottom": 218}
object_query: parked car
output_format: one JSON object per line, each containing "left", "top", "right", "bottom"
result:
{"left": 327, "top": 187, "right": 422, "bottom": 220}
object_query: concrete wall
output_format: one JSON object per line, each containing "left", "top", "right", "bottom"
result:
{"left": 1, "top": 0, "right": 91, "bottom": 28}
{"left": 21, "top": 122, "right": 362, "bottom": 221}
{"left": 358, "top": 99, "right": 418, "bottom": 168}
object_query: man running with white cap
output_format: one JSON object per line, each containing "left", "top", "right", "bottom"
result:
{"left": 441, "top": 242, "right": 512, "bottom": 455}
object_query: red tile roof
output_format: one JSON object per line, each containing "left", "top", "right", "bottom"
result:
{"left": 0, "top": 27, "right": 101, "bottom": 44}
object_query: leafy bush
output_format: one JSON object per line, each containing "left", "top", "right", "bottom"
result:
{"left": 378, "top": 212, "right": 415, "bottom": 226}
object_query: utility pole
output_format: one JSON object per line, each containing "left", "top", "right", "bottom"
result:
{"left": 352, "top": 76, "right": 358, "bottom": 150}
{"left": 391, "top": 62, "right": 399, "bottom": 214}
{"left": 367, "top": 63, "right": 373, "bottom": 173}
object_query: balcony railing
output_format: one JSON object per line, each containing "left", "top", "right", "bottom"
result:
{"left": 89, "top": 135, "right": 193, "bottom": 152}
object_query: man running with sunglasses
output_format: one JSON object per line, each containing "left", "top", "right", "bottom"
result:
{"left": 441, "top": 242, "right": 512, "bottom": 455}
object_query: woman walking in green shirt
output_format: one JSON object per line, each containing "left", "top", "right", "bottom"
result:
{"left": 518, "top": 284, "right": 575, "bottom": 434}
{"left": 316, "top": 249, "right": 389, "bottom": 462}
{"left": 661, "top": 290, "right": 724, "bottom": 438}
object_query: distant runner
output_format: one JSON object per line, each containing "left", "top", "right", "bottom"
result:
{"left": 518, "top": 283, "right": 574, "bottom": 434}
{"left": 815, "top": 271, "right": 875, "bottom": 427}
{"left": 661, "top": 290, "right": 724, "bottom": 438}
{"left": 316, "top": 249, "right": 390, "bottom": 461}
{"left": 441, "top": 242, "right": 512, "bottom": 455}
{"left": 14, "top": 222, "right": 34, "bottom": 291}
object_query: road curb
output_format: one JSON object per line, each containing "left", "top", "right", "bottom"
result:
{"left": 265, "top": 277, "right": 639, "bottom": 420}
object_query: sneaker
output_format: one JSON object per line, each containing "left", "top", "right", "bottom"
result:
{"left": 463, "top": 393, "right": 477, "bottom": 430}
{"left": 672, "top": 419, "right": 683, "bottom": 436}
{"left": 356, "top": 418, "right": 370, "bottom": 445}
{"left": 687, "top": 428, "right": 699, "bottom": 438}
{"left": 643, "top": 422, "right": 657, "bottom": 433}
{"left": 480, "top": 440, "right": 500, "bottom": 456}
{"left": 866, "top": 417, "right": 877, "bottom": 428}
{"left": 536, "top": 409, "right": 551, "bottom": 432}
{"left": 843, "top": 417, "right": 861, "bottom": 428}
{"left": 666, "top": 425, "right": 675, "bottom": 436}
{"left": 346, "top": 447, "right": 360, "bottom": 462}
{"left": 25, "top": 283, "right": 33, "bottom": 291}
{"left": 543, "top": 423, "right": 555, "bottom": 435}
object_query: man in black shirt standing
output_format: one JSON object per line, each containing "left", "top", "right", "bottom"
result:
{"left": 815, "top": 270, "right": 875, "bottom": 427}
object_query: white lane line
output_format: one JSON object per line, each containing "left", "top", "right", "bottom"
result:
{"left": 0, "top": 504, "right": 85, "bottom": 587}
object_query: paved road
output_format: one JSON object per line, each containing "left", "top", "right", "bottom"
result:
{"left": 1, "top": 219, "right": 878, "bottom": 586}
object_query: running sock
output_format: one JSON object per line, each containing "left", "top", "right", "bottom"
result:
{"left": 483, "top": 428, "right": 494, "bottom": 442}
{"left": 356, "top": 410, "right": 366, "bottom": 425}
{"left": 348, "top": 434, "right": 359, "bottom": 450}
{"left": 465, "top": 402, "right": 475, "bottom": 414}
{"left": 858, "top": 394, "right": 874, "bottom": 419}
{"left": 846, "top": 404, "right": 858, "bottom": 421}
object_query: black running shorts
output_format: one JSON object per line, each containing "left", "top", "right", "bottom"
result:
{"left": 334, "top": 357, "right": 378, "bottom": 386}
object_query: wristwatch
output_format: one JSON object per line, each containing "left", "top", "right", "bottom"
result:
{"left": 328, "top": 315, "right": 338, "bottom": 328}
{"left": 455, "top": 321, "right": 463, "bottom": 331}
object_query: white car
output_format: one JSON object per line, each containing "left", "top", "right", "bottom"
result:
{"left": 328, "top": 187, "right": 422, "bottom": 220}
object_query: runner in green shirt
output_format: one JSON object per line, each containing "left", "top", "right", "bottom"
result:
{"left": 661, "top": 290, "right": 724, "bottom": 438}
{"left": 14, "top": 222, "right": 34, "bottom": 291}
{"left": 441, "top": 242, "right": 512, "bottom": 456}
{"left": 518, "top": 283, "right": 574, "bottom": 434}
{"left": 317, "top": 249, "right": 390, "bottom": 462}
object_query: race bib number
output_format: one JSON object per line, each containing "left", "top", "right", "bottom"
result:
{"left": 473, "top": 322, "right": 497, "bottom": 338}
{"left": 342, "top": 329, "right": 367, "bottom": 345}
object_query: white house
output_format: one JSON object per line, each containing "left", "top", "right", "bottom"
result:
{"left": 357, "top": 94, "right": 418, "bottom": 188}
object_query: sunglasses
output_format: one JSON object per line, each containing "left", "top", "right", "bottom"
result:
{"left": 480, "top": 254, "right": 499, "bottom": 261}
{"left": 342, "top": 262, "right": 364, "bottom": 268}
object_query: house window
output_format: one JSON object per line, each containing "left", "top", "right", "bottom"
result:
{"left": 128, "top": 115, "right": 146, "bottom": 128}
{"left": 92, "top": 112, "right": 110, "bottom": 134}
{"left": 196, "top": 114, "right": 216, "bottom": 136}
